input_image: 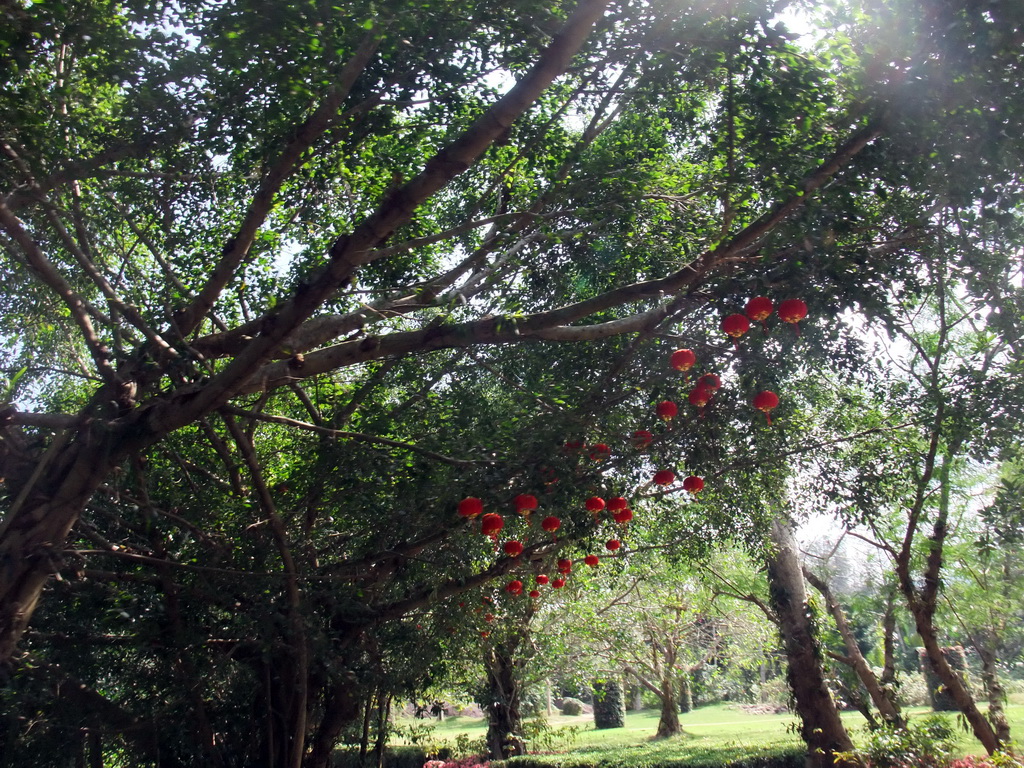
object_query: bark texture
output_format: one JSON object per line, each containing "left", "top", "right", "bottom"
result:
{"left": 766, "top": 518, "right": 856, "bottom": 768}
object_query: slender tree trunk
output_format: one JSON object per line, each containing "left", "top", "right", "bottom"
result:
{"left": 678, "top": 671, "right": 693, "bottom": 714}
{"left": 358, "top": 692, "right": 374, "bottom": 766}
{"left": 896, "top": 450, "right": 1001, "bottom": 754}
{"left": 766, "top": 518, "right": 857, "bottom": 768}
{"left": 880, "top": 587, "right": 898, "bottom": 690}
{"left": 975, "top": 638, "right": 1011, "bottom": 744}
{"left": 89, "top": 731, "right": 102, "bottom": 768}
{"left": 804, "top": 568, "right": 905, "bottom": 727}
{"left": 373, "top": 694, "right": 391, "bottom": 768}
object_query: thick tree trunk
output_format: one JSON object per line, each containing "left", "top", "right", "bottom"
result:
{"left": 766, "top": 518, "right": 857, "bottom": 768}
{"left": 485, "top": 644, "right": 525, "bottom": 759}
{"left": 914, "top": 623, "right": 998, "bottom": 752}
{"left": 306, "top": 679, "right": 361, "bottom": 768}
{"left": 0, "top": 435, "right": 120, "bottom": 674}
{"left": 804, "top": 568, "right": 904, "bottom": 727}
{"left": 656, "top": 675, "right": 681, "bottom": 738}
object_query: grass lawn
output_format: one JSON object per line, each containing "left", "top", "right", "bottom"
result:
{"left": 404, "top": 702, "right": 1024, "bottom": 759}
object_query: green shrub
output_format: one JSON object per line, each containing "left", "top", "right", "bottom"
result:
{"left": 333, "top": 745, "right": 451, "bottom": 768}
{"left": 494, "top": 742, "right": 804, "bottom": 768}
{"left": 560, "top": 698, "right": 584, "bottom": 716}
{"left": 842, "top": 716, "right": 957, "bottom": 768}
{"left": 591, "top": 679, "right": 625, "bottom": 730}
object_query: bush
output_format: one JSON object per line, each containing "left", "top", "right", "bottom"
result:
{"left": 894, "top": 673, "right": 931, "bottom": 708}
{"left": 845, "top": 716, "right": 957, "bottom": 768}
{"left": 334, "top": 746, "right": 451, "bottom": 768}
{"left": 560, "top": 698, "right": 584, "bottom": 716}
{"left": 591, "top": 679, "right": 625, "bottom": 730}
{"left": 493, "top": 742, "right": 804, "bottom": 768}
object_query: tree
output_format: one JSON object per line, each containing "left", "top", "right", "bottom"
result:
{"left": 2, "top": 0, "right": 1024, "bottom": 764}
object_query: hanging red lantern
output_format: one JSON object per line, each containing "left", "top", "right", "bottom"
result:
{"left": 657, "top": 400, "right": 678, "bottom": 422}
{"left": 697, "top": 373, "right": 721, "bottom": 392}
{"left": 682, "top": 476, "right": 704, "bottom": 494}
{"left": 721, "top": 314, "right": 751, "bottom": 348}
{"left": 505, "top": 579, "right": 524, "bottom": 596}
{"left": 552, "top": 577, "right": 566, "bottom": 589}
{"left": 606, "top": 539, "right": 621, "bottom": 552}
{"left": 753, "top": 390, "right": 780, "bottom": 425}
{"left": 563, "top": 440, "right": 584, "bottom": 453}
{"left": 777, "top": 299, "right": 808, "bottom": 336}
{"left": 514, "top": 494, "right": 538, "bottom": 515}
{"left": 585, "top": 496, "right": 606, "bottom": 513}
{"left": 481, "top": 630, "right": 490, "bottom": 637}
{"left": 557, "top": 558, "right": 572, "bottom": 574}
{"left": 745, "top": 296, "right": 774, "bottom": 333}
{"left": 484, "top": 613, "right": 494, "bottom": 622}
{"left": 529, "top": 589, "right": 541, "bottom": 599}
{"left": 589, "top": 443, "right": 611, "bottom": 461}
{"left": 613, "top": 508, "right": 634, "bottom": 524}
{"left": 689, "top": 387, "right": 712, "bottom": 418}
{"left": 671, "top": 348, "right": 696, "bottom": 372}
{"left": 480, "top": 513, "right": 504, "bottom": 541}
{"left": 631, "top": 430, "right": 653, "bottom": 450}
{"left": 458, "top": 497, "right": 483, "bottom": 518}
{"left": 503, "top": 540, "right": 524, "bottom": 558}
{"left": 607, "top": 497, "right": 628, "bottom": 512}
{"left": 536, "top": 574, "right": 550, "bottom": 585}
{"left": 584, "top": 554, "right": 600, "bottom": 567}
{"left": 653, "top": 469, "right": 676, "bottom": 486}
{"left": 541, "top": 516, "right": 561, "bottom": 540}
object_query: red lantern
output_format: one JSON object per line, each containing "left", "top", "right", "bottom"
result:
{"left": 481, "top": 513, "right": 504, "bottom": 541}
{"left": 682, "top": 476, "right": 704, "bottom": 494}
{"left": 552, "top": 578, "right": 566, "bottom": 589}
{"left": 563, "top": 439, "right": 584, "bottom": 453}
{"left": 458, "top": 497, "right": 483, "bottom": 518}
{"left": 503, "top": 540, "right": 524, "bottom": 557}
{"left": 484, "top": 613, "right": 494, "bottom": 622}
{"left": 589, "top": 443, "right": 611, "bottom": 461}
{"left": 657, "top": 400, "right": 678, "bottom": 422}
{"left": 540, "top": 466, "right": 559, "bottom": 486}
{"left": 697, "top": 373, "right": 721, "bottom": 392}
{"left": 653, "top": 469, "right": 675, "bottom": 486}
{"left": 671, "top": 348, "right": 696, "bottom": 372}
{"left": 607, "top": 496, "right": 628, "bottom": 512}
{"left": 480, "top": 630, "right": 490, "bottom": 637}
{"left": 536, "top": 574, "right": 550, "bottom": 585}
{"left": 557, "top": 558, "right": 572, "bottom": 574}
{"left": 753, "top": 390, "right": 780, "bottom": 425}
{"left": 613, "top": 508, "right": 634, "bottom": 524}
{"left": 722, "top": 313, "right": 751, "bottom": 348}
{"left": 529, "top": 589, "right": 540, "bottom": 599}
{"left": 584, "top": 554, "right": 600, "bottom": 567}
{"left": 688, "top": 387, "right": 712, "bottom": 418}
{"left": 606, "top": 539, "right": 621, "bottom": 552}
{"left": 514, "top": 494, "right": 538, "bottom": 515}
{"left": 745, "top": 296, "right": 773, "bottom": 332}
{"left": 541, "top": 516, "right": 561, "bottom": 540}
{"left": 631, "top": 430, "right": 653, "bottom": 450}
{"left": 585, "top": 496, "right": 606, "bottom": 513}
{"left": 505, "top": 579, "right": 523, "bottom": 596}
{"left": 778, "top": 299, "right": 808, "bottom": 336}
